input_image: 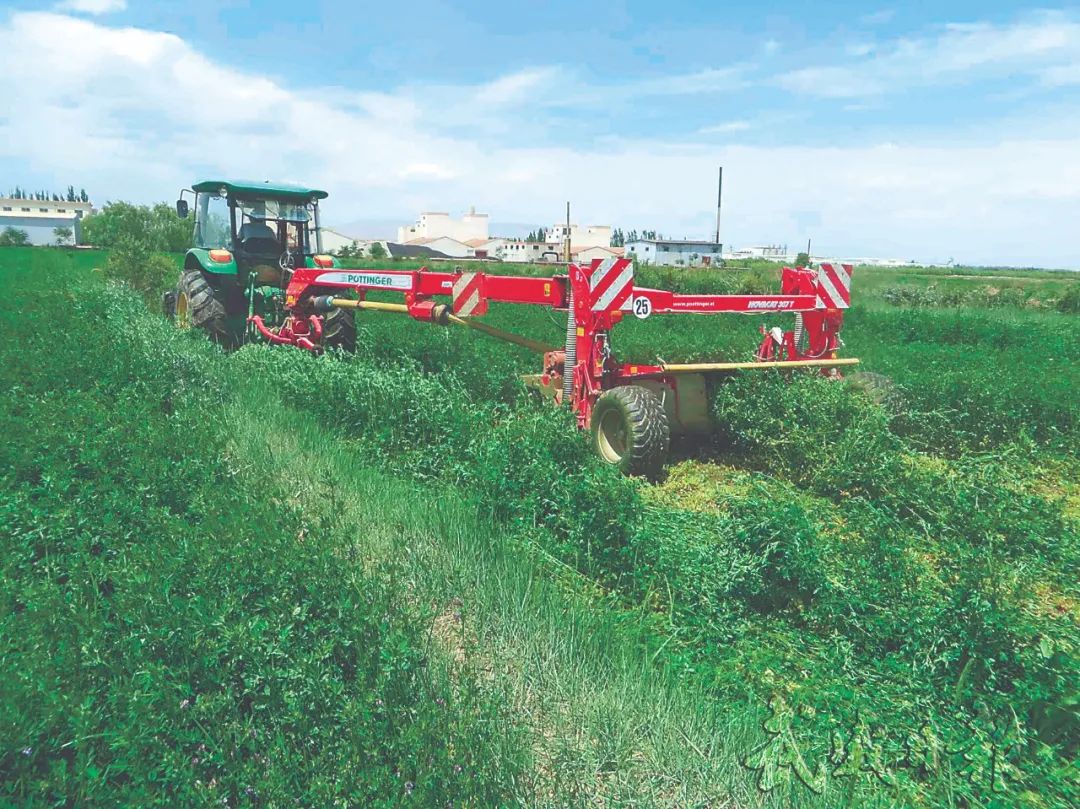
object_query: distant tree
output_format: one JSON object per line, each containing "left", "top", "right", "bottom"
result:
{"left": 102, "top": 236, "right": 177, "bottom": 304}
{"left": 53, "top": 226, "right": 74, "bottom": 246}
{"left": 67, "top": 186, "right": 76, "bottom": 202}
{"left": 335, "top": 240, "right": 369, "bottom": 259}
{"left": 610, "top": 227, "right": 625, "bottom": 247}
{"left": 0, "top": 227, "right": 30, "bottom": 246}
{"left": 368, "top": 241, "right": 387, "bottom": 259}
{"left": 795, "top": 251, "right": 811, "bottom": 267}
{"left": 79, "top": 188, "right": 89, "bottom": 203}
{"left": 81, "top": 201, "right": 191, "bottom": 251}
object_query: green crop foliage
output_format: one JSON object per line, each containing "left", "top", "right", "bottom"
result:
{"left": 244, "top": 260, "right": 1077, "bottom": 807}
{"left": 4, "top": 246, "right": 1078, "bottom": 807}
{"left": 0, "top": 249, "right": 523, "bottom": 806}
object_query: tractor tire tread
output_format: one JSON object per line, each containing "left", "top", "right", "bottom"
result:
{"left": 177, "top": 268, "right": 233, "bottom": 345}
{"left": 322, "top": 306, "right": 356, "bottom": 351}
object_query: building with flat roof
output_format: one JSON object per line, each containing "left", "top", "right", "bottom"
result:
{"left": 397, "top": 207, "right": 489, "bottom": 244}
{"left": 626, "top": 238, "right": 722, "bottom": 267}
{"left": 544, "top": 223, "right": 611, "bottom": 249}
{"left": 0, "top": 198, "right": 94, "bottom": 245}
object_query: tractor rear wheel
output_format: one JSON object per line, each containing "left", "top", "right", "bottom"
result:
{"left": 322, "top": 307, "right": 356, "bottom": 351}
{"left": 590, "top": 385, "right": 670, "bottom": 478}
{"left": 174, "top": 269, "right": 234, "bottom": 346}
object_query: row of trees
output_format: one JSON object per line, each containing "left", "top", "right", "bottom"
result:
{"left": 610, "top": 228, "right": 661, "bottom": 247}
{"left": 336, "top": 240, "right": 386, "bottom": 260}
{"left": 7, "top": 186, "right": 89, "bottom": 203}
{"left": 511, "top": 227, "right": 670, "bottom": 247}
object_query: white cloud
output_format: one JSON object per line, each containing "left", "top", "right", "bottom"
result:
{"left": 55, "top": 0, "right": 126, "bottom": 15}
{"left": 777, "top": 12, "right": 1080, "bottom": 98}
{"left": 698, "top": 121, "right": 752, "bottom": 134}
{"left": 2, "top": 12, "right": 1080, "bottom": 266}
{"left": 861, "top": 9, "right": 896, "bottom": 26}
{"left": 1042, "top": 63, "right": 1080, "bottom": 86}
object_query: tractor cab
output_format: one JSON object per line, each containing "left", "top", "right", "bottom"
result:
{"left": 167, "top": 179, "right": 353, "bottom": 348}
{"left": 178, "top": 179, "right": 330, "bottom": 276}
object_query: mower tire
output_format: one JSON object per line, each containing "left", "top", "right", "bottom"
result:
{"left": 590, "top": 385, "right": 670, "bottom": 478}
{"left": 322, "top": 306, "right": 356, "bottom": 351}
{"left": 174, "top": 268, "right": 234, "bottom": 347}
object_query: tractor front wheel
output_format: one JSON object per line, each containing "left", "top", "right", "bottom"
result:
{"left": 590, "top": 385, "right": 670, "bottom": 478}
{"left": 174, "top": 269, "right": 234, "bottom": 346}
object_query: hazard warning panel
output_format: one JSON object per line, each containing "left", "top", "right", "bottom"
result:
{"left": 587, "top": 257, "right": 635, "bottom": 313}
{"left": 815, "top": 262, "right": 853, "bottom": 309}
{"left": 452, "top": 272, "right": 488, "bottom": 317}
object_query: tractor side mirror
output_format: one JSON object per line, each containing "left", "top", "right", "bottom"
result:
{"left": 176, "top": 199, "right": 189, "bottom": 219}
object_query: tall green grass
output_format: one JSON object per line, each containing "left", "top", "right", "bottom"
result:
{"left": 0, "top": 249, "right": 524, "bottom": 806}
{"left": 5, "top": 246, "right": 1076, "bottom": 807}
{"left": 218, "top": 258, "right": 1078, "bottom": 806}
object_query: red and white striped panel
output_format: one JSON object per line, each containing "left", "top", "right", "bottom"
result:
{"left": 452, "top": 272, "right": 487, "bottom": 317}
{"left": 588, "top": 257, "right": 635, "bottom": 312}
{"left": 816, "top": 262, "right": 853, "bottom": 309}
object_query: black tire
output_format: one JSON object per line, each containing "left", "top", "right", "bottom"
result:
{"left": 590, "top": 385, "right": 670, "bottom": 478}
{"left": 322, "top": 306, "right": 356, "bottom": 351}
{"left": 175, "top": 268, "right": 234, "bottom": 346}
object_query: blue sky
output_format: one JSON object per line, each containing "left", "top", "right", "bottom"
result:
{"left": 2, "top": 0, "right": 1080, "bottom": 265}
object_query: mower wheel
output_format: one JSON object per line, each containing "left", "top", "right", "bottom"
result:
{"left": 322, "top": 306, "right": 356, "bottom": 351}
{"left": 590, "top": 385, "right": 670, "bottom": 478}
{"left": 175, "top": 269, "right": 234, "bottom": 346}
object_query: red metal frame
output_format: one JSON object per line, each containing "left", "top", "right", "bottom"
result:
{"left": 252, "top": 260, "right": 852, "bottom": 428}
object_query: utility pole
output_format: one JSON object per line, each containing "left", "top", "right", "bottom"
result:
{"left": 565, "top": 201, "right": 571, "bottom": 263}
{"left": 715, "top": 166, "right": 723, "bottom": 248}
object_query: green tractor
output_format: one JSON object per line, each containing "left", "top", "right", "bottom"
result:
{"left": 165, "top": 179, "right": 355, "bottom": 349}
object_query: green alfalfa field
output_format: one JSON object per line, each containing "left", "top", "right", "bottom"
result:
{"left": 1, "top": 246, "right": 1077, "bottom": 807}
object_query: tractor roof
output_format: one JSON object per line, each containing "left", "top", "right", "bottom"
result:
{"left": 192, "top": 179, "right": 328, "bottom": 202}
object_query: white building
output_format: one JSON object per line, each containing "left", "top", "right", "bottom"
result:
{"left": 464, "top": 238, "right": 506, "bottom": 259}
{"left": 724, "top": 244, "right": 791, "bottom": 261}
{"left": 403, "top": 236, "right": 475, "bottom": 258}
{"left": 321, "top": 228, "right": 364, "bottom": 255}
{"left": 0, "top": 198, "right": 93, "bottom": 245}
{"left": 573, "top": 245, "right": 625, "bottom": 263}
{"left": 544, "top": 223, "right": 611, "bottom": 249}
{"left": 626, "top": 239, "right": 722, "bottom": 267}
{"left": 397, "top": 207, "right": 489, "bottom": 244}
{"left": 499, "top": 240, "right": 563, "bottom": 263}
